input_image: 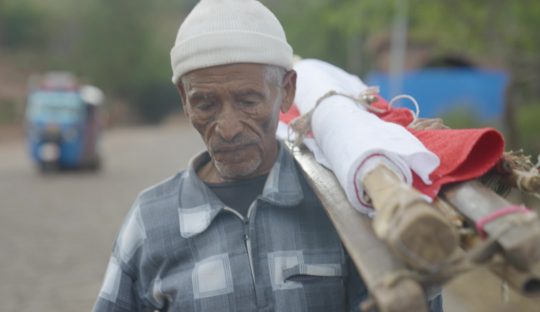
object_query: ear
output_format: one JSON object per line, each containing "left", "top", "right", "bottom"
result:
{"left": 176, "top": 81, "right": 189, "bottom": 117}
{"left": 280, "top": 69, "right": 297, "bottom": 113}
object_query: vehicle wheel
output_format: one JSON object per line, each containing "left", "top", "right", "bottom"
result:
{"left": 88, "top": 156, "right": 102, "bottom": 171}
{"left": 39, "top": 161, "right": 58, "bottom": 173}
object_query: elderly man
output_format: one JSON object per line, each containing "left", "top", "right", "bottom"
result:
{"left": 94, "top": 1, "right": 441, "bottom": 311}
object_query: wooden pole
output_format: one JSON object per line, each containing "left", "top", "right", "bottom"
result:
{"left": 285, "top": 143, "right": 428, "bottom": 312}
{"left": 363, "top": 164, "right": 459, "bottom": 273}
{"left": 441, "top": 181, "right": 540, "bottom": 271}
{"left": 490, "top": 261, "right": 540, "bottom": 297}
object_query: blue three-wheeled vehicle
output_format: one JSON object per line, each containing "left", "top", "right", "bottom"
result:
{"left": 25, "top": 72, "right": 104, "bottom": 171}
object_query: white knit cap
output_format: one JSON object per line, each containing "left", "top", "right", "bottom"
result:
{"left": 170, "top": 0, "right": 293, "bottom": 83}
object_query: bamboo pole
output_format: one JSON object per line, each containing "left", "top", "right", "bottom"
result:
{"left": 490, "top": 261, "right": 540, "bottom": 297}
{"left": 441, "top": 181, "right": 540, "bottom": 271}
{"left": 433, "top": 182, "right": 540, "bottom": 297}
{"left": 285, "top": 143, "right": 428, "bottom": 312}
{"left": 363, "top": 164, "right": 459, "bottom": 273}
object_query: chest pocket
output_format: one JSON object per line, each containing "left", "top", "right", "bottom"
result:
{"left": 282, "top": 262, "right": 346, "bottom": 312}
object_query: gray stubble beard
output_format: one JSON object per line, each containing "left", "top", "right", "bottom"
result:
{"left": 212, "top": 153, "right": 262, "bottom": 180}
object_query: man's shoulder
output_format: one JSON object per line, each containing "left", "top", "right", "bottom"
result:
{"left": 136, "top": 170, "right": 187, "bottom": 206}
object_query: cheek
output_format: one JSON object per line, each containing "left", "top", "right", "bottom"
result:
{"left": 260, "top": 92, "right": 282, "bottom": 133}
{"left": 260, "top": 117, "right": 274, "bottom": 134}
{"left": 241, "top": 115, "right": 273, "bottom": 144}
{"left": 248, "top": 101, "right": 280, "bottom": 135}
{"left": 257, "top": 105, "right": 280, "bottom": 135}
{"left": 190, "top": 116, "right": 213, "bottom": 142}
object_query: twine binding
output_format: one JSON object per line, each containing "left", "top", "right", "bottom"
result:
{"left": 288, "top": 87, "right": 420, "bottom": 147}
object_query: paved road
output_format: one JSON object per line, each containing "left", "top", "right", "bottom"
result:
{"left": 0, "top": 120, "right": 538, "bottom": 311}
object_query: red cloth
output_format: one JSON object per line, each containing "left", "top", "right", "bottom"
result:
{"left": 371, "top": 97, "right": 505, "bottom": 198}
{"left": 280, "top": 104, "right": 301, "bottom": 125}
{"left": 281, "top": 96, "right": 505, "bottom": 198}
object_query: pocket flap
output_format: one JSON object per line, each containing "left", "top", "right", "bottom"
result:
{"left": 283, "top": 263, "right": 343, "bottom": 281}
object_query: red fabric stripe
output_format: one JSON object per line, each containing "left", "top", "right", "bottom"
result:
{"left": 475, "top": 205, "right": 532, "bottom": 239}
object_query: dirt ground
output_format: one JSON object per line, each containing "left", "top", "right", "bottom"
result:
{"left": 0, "top": 120, "right": 538, "bottom": 311}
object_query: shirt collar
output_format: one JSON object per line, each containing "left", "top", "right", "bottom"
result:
{"left": 178, "top": 141, "right": 304, "bottom": 238}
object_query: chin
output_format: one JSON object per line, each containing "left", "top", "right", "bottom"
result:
{"left": 215, "top": 158, "right": 262, "bottom": 180}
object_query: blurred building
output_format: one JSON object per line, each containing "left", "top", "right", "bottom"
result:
{"left": 365, "top": 34, "right": 508, "bottom": 122}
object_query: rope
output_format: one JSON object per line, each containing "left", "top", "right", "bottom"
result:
{"left": 288, "top": 87, "right": 421, "bottom": 147}
{"left": 507, "top": 151, "right": 540, "bottom": 196}
{"left": 484, "top": 150, "right": 540, "bottom": 197}
{"left": 516, "top": 154, "right": 540, "bottom": 193}
{"left": 372, "top": 205, "right": 538, "bottom": 293}
{"left": 288, "top": 88, "right": 385, "bottom": 147}
{"left": 531, "top": 155, "right": 540, "bottom": 200}
{"left": 388, "top": 94, "right": 421, "bottom": 125}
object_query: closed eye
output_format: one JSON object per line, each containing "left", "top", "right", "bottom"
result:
{"left": 234, "top": 89, "right": 264, "bottom": 108}
{"left": 238, "top": 99, "right": 258, "bottom": 107}
{"left": 189, "top": 92, "right": 218, "bottom": 112}
{"left": 196, "top": 100, "right": 217, "bottom": 111}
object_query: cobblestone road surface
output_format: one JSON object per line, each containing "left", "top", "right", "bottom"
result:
{"left": 0, "top": 120, "right": 538, "bottom": 311}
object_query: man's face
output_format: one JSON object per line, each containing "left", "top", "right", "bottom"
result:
{"left": 178, "top": 63, "right": 296, "bottom": 181}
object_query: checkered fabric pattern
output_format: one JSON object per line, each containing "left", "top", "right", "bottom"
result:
{"left": 93, "top": 142, "right": 442, "bottom": 311}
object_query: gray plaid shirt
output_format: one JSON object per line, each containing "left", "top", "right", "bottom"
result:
{"left": 94, "top": 147, "right": 366, "bottom": 312}
{"left": 94, "top": 143, "right": 439, "bottom": 311}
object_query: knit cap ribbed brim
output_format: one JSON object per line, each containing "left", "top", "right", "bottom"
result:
{"left": 170, "top": 0, "right": 293, "bottom": 83}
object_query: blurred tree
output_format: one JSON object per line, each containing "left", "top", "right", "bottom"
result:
{"left": 0, "top": 0, "right": 47, "bottom": 48}
{"left": 73, "top": 0, "right": 182, "bottom": 124}
{"left": 269, "top": 0, "right": 349, "bottom": 70}
{"left": 75, "top": 0, "right": 152, "bottom": 93}
{"left": 1, "top": 0, "right": 540, "bottom": 134}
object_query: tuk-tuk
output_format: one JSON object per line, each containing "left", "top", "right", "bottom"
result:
{"left": 25, "top": 72, "right": 104, "bottom": 171}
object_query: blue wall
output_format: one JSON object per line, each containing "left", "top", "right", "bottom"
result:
{"left": 366, "top": 69, "right": 508, "bottom": 120}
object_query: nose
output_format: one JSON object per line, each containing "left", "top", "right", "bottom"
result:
{"left": 215, "top": 105, "right": 243, "bottom": 142}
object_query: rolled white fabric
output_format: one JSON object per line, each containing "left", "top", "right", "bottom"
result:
{"left": 282, "top": 59, "right": 440, "bottom": 214}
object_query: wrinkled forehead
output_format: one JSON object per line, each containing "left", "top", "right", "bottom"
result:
{"left": 180, "top": 63, "right": 283, "bottom": 89}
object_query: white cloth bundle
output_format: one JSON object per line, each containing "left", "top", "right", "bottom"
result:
{"left": 277, "top": 59, "right": 440, "bottom": 215}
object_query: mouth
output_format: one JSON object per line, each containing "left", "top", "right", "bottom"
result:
{"left": 213, "top": 143, "right": 255, "bottom": 154}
